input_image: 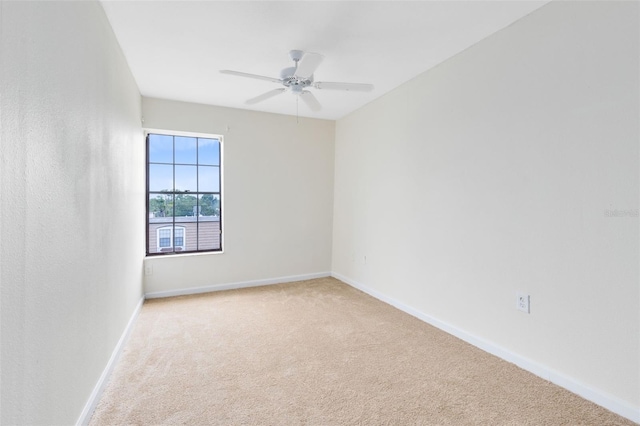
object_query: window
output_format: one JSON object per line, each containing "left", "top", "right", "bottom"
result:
{"left": 146, "top": 132, "right": 222, "bottom": 255}
{"left": 156, "top": 226, "right": 186, "bottom": 252}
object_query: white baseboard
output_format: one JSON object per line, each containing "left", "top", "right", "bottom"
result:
{"left": 145, "top": 271, "right": 332, "bottom": 299}
{"left": 76, "top": 296, "right": 145, "bottom": 426}
{"left": 331, "top": 272, "right": 640, "bottom": 425}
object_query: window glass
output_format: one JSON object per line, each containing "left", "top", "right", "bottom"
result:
{"left": 149, "top": 164, "right": 173, "bottom": 192}
{"left": 174, "top": 194, "right": 197, "bottom": 219}
{"left": 147, "top": 133, "right": 222, "bottom": 255}
{"left": 175, "top": 136, "right": 197, "bottom": 164}
{"left": 175, "top": 165, "right": 197, "bottom": 192}
{"left": 198, "top": 194, "right": 220, "bottom": 217}
{"left": 198, "top": 138, "right": 220, "bottom": 165}
{"left": 149, "top": 193, "right": 173, "bottom": 218}
{"left": 148, "top": 134, "right": 173, "bottom": 163}
{"left": 198, "top": 166, "right": 219, "bottom": 192}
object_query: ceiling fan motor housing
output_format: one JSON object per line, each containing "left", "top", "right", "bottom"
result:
{"left": 280, "top": 66, "right": 313, "bottom": 94}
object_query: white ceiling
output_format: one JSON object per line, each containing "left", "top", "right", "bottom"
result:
{"left": 100, "top": 1, "right": 550, "bottom": 120}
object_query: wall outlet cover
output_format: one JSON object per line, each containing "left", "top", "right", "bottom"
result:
{"left": 517, "top": 292, "right": 530, "bottom": 313}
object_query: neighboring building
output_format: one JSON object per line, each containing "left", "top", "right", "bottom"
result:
{"left": 148, "top": 216, "right": 221, "bottom": 254}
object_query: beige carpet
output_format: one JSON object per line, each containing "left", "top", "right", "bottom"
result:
{"left": 90, "top": 277, "right": 635, "bottom": 425}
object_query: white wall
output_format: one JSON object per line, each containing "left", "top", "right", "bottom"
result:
{"left": 333, "top": 0, "right": 639, "bottom": 418}
{"left": 142, "top": 98, "right": 335, "bottom": 295}
{"left": 0, "top": 1, "right": 144, "bottom": 424}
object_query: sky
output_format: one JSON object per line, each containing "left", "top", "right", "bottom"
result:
{"left": 148, "top": 134, "right": 220, "bottom": 193}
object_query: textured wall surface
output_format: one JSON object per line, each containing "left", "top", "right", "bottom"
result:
{"left": 2, "top": 0, "right": 637, "bottom": 423}
{"left": 333, "top": 0, "right": 639, "bottom": 416}
{"left": 142, "top": 98, "right": 335, "bottom": 294}
{"left": 0, "top": 1, "right": 144, "bottom": 424}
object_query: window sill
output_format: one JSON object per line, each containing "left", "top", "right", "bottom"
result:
{"left": 145, "top": 250, "right": 224, "bottom": 259}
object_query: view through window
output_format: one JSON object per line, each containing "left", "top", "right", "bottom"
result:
{"left": 146, "top": 133, "right": 222, "bottom": 255}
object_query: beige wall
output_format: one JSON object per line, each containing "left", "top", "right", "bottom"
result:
{"left": 332, "top": 0, "right": 639, "bottom": 417}
{"left": 142, "top": 98, "right": 335, "bottom": 294}
{"left": 0, "top": 1, "right": 144, "bottom": 424}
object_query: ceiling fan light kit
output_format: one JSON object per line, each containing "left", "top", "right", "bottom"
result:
{"left": 220, "top": 50, "right": 374, "bottom": 112}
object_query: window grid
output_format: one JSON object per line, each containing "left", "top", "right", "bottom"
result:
{"left": 146, "top": 133, "right": 222, "bottom": 255}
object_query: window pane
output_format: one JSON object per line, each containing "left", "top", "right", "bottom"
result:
{"left": 199, "top": 194, "right": 220, "bottom": 217}
{"left": 184, "top": 223, "right": 197, "bottom": 251}
{"left": 198, "top": 219, "right": 221, "bottom": 250}
{"left": 198, "top": 138, "right": 220, "bottom": 165}
{"left": 148, "top": 134, "right": 173, "bottom": 163}
{"left": 174, "top": 193, "right": 198, "bottom": 218}
{"left": 149, "top": 193, "right": 173, "bottom": 218}
{"left": 175, "top": 165, "right": 197, "bottom": 192}
{"left": 198, "top": 166, "right": 219, "bottom": 192}
{"left": 175, "top": 136, "right": 197, "bottom": 165}
{"left": 149, "top": 164, "right": 173, "bottom": 192}
{"left": 148, "top": 225, "right": 160, "bottom": 254}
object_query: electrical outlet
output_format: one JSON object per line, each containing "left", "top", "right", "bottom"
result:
{"left": 516, "top": 293, "right": 530, "bottom": 313}
{"left": 144, "top": 265, "right": 153, "bottom": 276}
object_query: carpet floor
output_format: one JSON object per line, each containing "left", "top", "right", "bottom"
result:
{"left": 90, "top": 277, "right": 635, "bottom": 425}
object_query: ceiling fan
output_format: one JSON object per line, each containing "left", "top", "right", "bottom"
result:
{"left": 220, "top": 50, "right": 374, "bottom": 112}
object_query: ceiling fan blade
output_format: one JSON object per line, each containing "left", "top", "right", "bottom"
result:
{"left": 299, "top": 90, "right": 322, "bottom": 112}
{"left": 220, "top": 70, "right": 282, "bottom": 84}
{"left": 313, "top": 82, "right": 374, "bottom": 92}
{"left": 245, "top": 88, "right": 286, "bottom": 105}
{"left": 294, "top": 52, "right": 324, "bottom": 79}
